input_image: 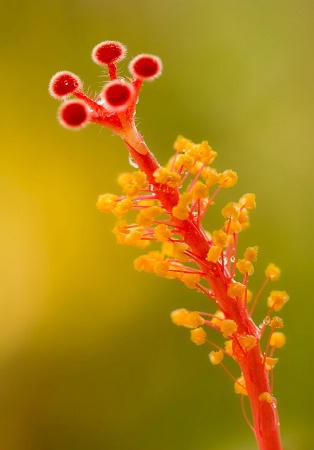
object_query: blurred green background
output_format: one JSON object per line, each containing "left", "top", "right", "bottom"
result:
{"left": 1, "top": 1, "right": 314, "bottom": 449}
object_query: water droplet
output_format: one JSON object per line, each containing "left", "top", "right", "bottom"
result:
{"left": 230, "top": 256, "right": 235, "bottom": 263}
{"left": 128, "top": 156, "right": 138, "bottom": 168}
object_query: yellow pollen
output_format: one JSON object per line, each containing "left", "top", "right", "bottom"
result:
{"left": 224, "top": 340, "right": 233, "bottom": 356}
{"left": 154, "top": 260, "right": 170, "bottom": 277}
{"left": 113, "top": 198, "right": 133, "bottom": 217}
{"left": 204, "top": 168, "right": 219, "bottom": 188}
{"left": 270, "top": 332, "right": 286, "bottom": 348}
{"left": 172, "top": 193, "right": 192, "bottom": 220}
{"left": 209, "top": 350, "right": 224, "bottom": 365}
{"left": 211, "top": 310, "right": 225, "bottom": 328}
{"left": 237, "top": 334, "right": 257, "bottom": 351}
{"left": 124, "top": 183, "right": 140, "bottom": 198}
{"left": 134, "top": 252, "right": 163, "bottom": 273}
{"left": 267, "top": 290, "right": 289, "bottom": 311}
{"left": 174, "top": 135, "right": 194, "bottom": 152}
{"left": 181, "top": 273, "right": 201, "bottom": 289}
{"left": 174, "top": 154, "right": 194, "bottom": 171}
{"left": 265, "top": 263, "right": 281, "bottom": 281}
{"left": 269, "top": 316, "right": 284, "bottom": 329}
{"left": 220, "top": 319, "right": 238, "bottom": 338}
{"left": 265, "top": 357, "right": 279, "bottom": 371}
{"left": 136, "top": 205, "right": 163, "bottom": 226}
{"left": 96, "top": 193, "right": 118, "bottom": 212}
{"left": 227, "top": 281, "right": 246, "bottom": 300}
{"left": 192, "top": 181, "right": 209, "bottom": 199}
{"left": 170, "top": 309, "right": 205, "bottom": 328}
{"left": 222, "top": 202, "right": 240, "bottom": 219}
{"left": 258, "top": 392, "right": 273, "bottom": 403}
{"left": 153, "top": 167, "right": 171, "bottom": 184}
{"left": 236, "top": 259, "right": 254, "bottom": 276}
{"left": 190, "top": 327, "right": 207, "bottom": 345}
{"left": 212, "top": 230, "right": 228, "bottom": 247}
{"left": 225, "top": 219, "right": 242, "bottom": 235}
{"left": 167, "top": 172, "right": 182, "bottom": 188}
{"left": 173, "top": 242, "right": 190, "bottom": 262}
{"left": 154, "top": 224, "right": 172, "bottom": 242}
{"left": 206, "top": 245, "right": 222, "bottom": 263}
{"left": 244, "top": 246, "right": 259, "bottom": 262}
{"left": 238, "top": 193, "right": 256, "bottom": 210}
{"left": 218, "top": 170, "right": 238, "bottom": 188}
{"left": 234, "top": 376, "right": 247, "bottom": 396}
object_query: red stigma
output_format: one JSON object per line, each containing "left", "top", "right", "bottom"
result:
{"left": 49, "top": 71, "right": 82, "bottom": 99}
{"left": 129, "top": 54, "right": 162, "bottom": 80}
{"left": 58, "top": 100, "right": 90, "bottom": 129}
{"left": 92, "top": 41, "right": 126, "bottom": 65}
{"left": 102, "top": 80, "right": 134, "bottom": 112}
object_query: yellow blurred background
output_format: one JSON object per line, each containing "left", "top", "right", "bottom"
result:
{"left": 1, "top": 1, "right": 314, "bottom": 449}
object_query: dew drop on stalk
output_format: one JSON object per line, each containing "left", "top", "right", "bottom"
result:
{"left": 128, "top": 155, "right": 139, "bottom": 168}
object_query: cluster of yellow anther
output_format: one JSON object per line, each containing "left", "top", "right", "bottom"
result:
{"left": 96, "top": 136, "right": 288, "bottom": 402}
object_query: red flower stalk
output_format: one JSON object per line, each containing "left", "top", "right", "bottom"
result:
{"left": 49, "top": 41, "right": 288, "bottom": 450}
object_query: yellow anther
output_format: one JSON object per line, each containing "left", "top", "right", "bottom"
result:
{"left": 96, "top": 193, "right": 118, "bottom": 212}
{"left": 258, "top": 392, "right": 273, "bottom": 403}
{"left": 269, "top": 316, "right": 284, "bottom": 329}
{"left": 113, "top": 220, "right": 129, "bottom": 234}
{"left": 227, "top": 281, "right": 246, "bottom": 300}
{"left": 113, "top": 198, "right": 133, "bottom": 217}
{"left": 220, "top": 319, "right": 238, "bottom": 338}
{"left": 265, "top": 263, "right": 281, "bottom": 281}
{"left": 154, "top": 260, "right": 170, "bottom": 277}
{"left": 206, "top": 245, "right": 222, "bottom": 263}
{"left": 136, "top": 206, "right": 163, "bottom": 226}
{"left": 218, "top": 170, "right": 238, "bottom": 188}
{"left": 212, "top": 230, "right": 228, "bottom": 247}
{"left": 234, "top": 376, "right": 248, "bottom": 396}
{"left": 134, "top": 252, "right": 163, "bottom": 273}
{"left": 174, "top": 135, "right": 194, "bottom": 152}
{"left": 154, "top": 224, "right": 172, "bottom": 242}
{"left": 267, "top": 290, "right": 289, "bottom": 312}
{"left": 270, "top": 332, "right": 286, "bottom": 348}
{"left": 225, "top": 219, "right": 242, "bottom": 235}
{"left": 244, "top": 246, "right": 259, "bottom": 262}
{"left": 238, "top": 208, "right": 250, "bottom": 230}
{"left": 171, "top": 308, "right": 189, "bottom": 326}
{"left": 167, "top": 172, "right": 182, "bottom": 188}
{"left": 265, "top": 357, "right": 279, "bottom": 371}
{"left": 153, "top": 167, "right": 170, "bottom": 184}
{"left": 222, "top": 202, "right": 240, "bottom": 219}
{"left": 198, "top": 141, "right": 217, "bottom": 165}
{"left": 190, "top": 327, "right": 207, "bottom": 345}
{"left": 211, "top": 310, "right": 225, "bottom": 328}
{"left": 192, "top": 181, "right": 208, "bottom": 199}
{"left": 171, "top": 310, "right": 204, "bottom": 328}
{"left": 224, "top": 340, "right": 233, "bottom": 356}
{"left": 238, "top": 193, "right": 256, "bottom": 210}
{"left": 190, "top": 160, "right": 204, "bottom": 175}
{"left": 236, "top": 259, "right": 254, "bottom": 276}
{"left": 174, "top": 154, "right": 194, "bottom": 171}
{"left": 173, "top": 242, "right": 190, "bottom": 262}
{"left": 124, "top": 183, "right": 139, "bottom": 198}
{"left": 203, "top": 167, "right": 219, "bottom": 188}
{"left": 209, "top": 349, "right": 224, "bottom": 365}
{"left": 124, "top": 228, "right": 144, "bottom": 245}
{"left": 181, "top": 273, "right": 201, "bottom": 289}
{"left": 172, "top": 193, "right": 192, "bottom": 220}
{"left": 238, "top": 334, "right": 257, "bottom": 351}
{"left": 161, "top": 241, "right": 174, "bottom": 257}
{"left": 133, "top": 171, "right": 148, "bottom": 189}
{"left": 117, "top": 172, "right": 133, "bottom": 187}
